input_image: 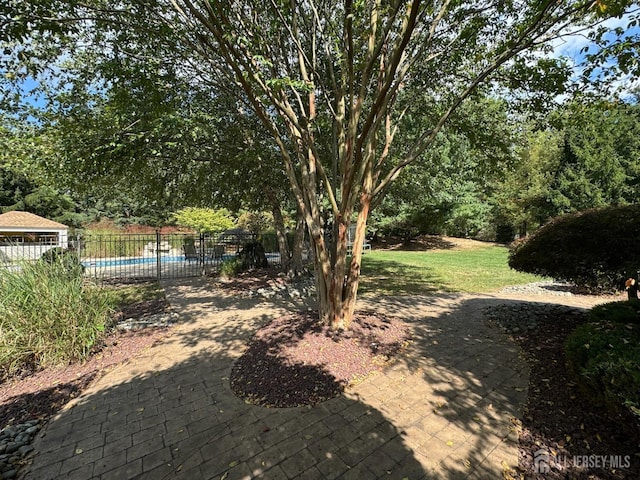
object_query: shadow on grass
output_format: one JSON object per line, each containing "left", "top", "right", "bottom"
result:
{"left": 372, "top": 235, "right": 458, "bottom": 251}
{"left": 360, "top": 256, "right": 453, "bottom": 295}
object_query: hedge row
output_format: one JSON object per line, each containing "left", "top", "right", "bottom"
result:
{"left": 509, "top": 204, "right": 640, "bottom": 292}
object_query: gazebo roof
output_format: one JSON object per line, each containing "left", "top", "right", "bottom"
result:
{"left": 0, "top": 211, "right": 68, "bottom": 230}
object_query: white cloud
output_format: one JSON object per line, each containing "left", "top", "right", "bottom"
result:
{"left": 551, "top": 15, "right": 632, "bottom": 60}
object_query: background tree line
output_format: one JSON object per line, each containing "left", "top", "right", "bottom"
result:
{"left": 4, "top": 94, "right": 638, "bottom": 244}
{"left": 2, "top": 0, "right": 638, "bottom": 328}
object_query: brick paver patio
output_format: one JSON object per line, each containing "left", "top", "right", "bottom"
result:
{"left": 19, "top": 278, "right": 608, "bottom": 479}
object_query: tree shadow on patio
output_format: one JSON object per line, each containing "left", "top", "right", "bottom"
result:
{"left": 21, "top": 334, "right": 430, "bottom": 479}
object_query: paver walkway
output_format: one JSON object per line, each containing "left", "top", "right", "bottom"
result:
{"left": 20, "top": 279, "right": 611, "bottom": 479}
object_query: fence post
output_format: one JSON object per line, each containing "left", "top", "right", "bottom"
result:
{"left": 156, "top": 230, "right": 161, "bottom": 281}
{"left": 199, "top": 232, "right": 205, "bottom": 276}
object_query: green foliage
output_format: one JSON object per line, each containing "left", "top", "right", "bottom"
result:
{"left": 445, "top": 196, "right": 493, "bottom": 240}
{"left": 490, "top": 129, "right": 563, "bottom": 237}
{"left": 39, "top": 247, "right": 85, "bottom": 277}
{"left": 509, "top": 204, "right": 640, "bottom": 291}
{"left": 370, "top": 96, "right": 521, "bottom": 241}
{"left": 237, "top": 211, "right": 272, "bottom": 235}
{"left": 582, "top": 9, "right": 640, "bottom": 84}
{"left": 0, "top": 260, "right": 114, "bottom": 374}
{"left": 219, "top": 257, "right": 243, "bottom": 278}
{"left": 590, "top": 301, "right": 640, "bottom": 324}
{"left": 492, "top": 100, "right": 640, "bottom": 237}
{"left": 0, "top": 165, "right": 34, "bottom": 207}
{"left": 2, "top": 0, "right": 639, "bottom": 327}
{"left": 172, "top": 207, "right": 234, "bottom": 234}
{"left": 565, "top": 308, "right": 640, "bottom": 421}
{"left": 238, "top": 241, "right": 269, "bottom": 269}
{"left": 105, "top": 282, "right": 165, "bottom": 307}
{"left": 79, "top": 233, "right": 157, "bottom": 258}
{"left": 549, "top": 102, "right": 640, "bottom": 213}
{"left": 0, "top": 164, "right": 84, "bottom": 227}
{"left": 259, "top": 231, "right": 295, "bottom": 254}
{"left": 370, "top": 203, "right": 447, "bottom": 239}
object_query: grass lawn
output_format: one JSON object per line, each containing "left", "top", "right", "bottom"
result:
{"left": 105, "top": 281, "right": 166, "bottom": 306}
{"left": 359, "top": 242, "right": 545, "bottom": 295}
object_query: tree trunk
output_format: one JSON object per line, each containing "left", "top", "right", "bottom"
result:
{"left": 519, "top": 220, "right": 528, "bottom": 238}
{"left": 626, "top": 277, "right": 639, "bottom": 301}
{"left": 309, "top": 200, "right": 371, "bottom": 330}
{"left": 342, "top": 195, "right": 371, "bottom": 327}
{"left": 266, "top": 190, "right": 290, "bottom": 272}
{"left": 291, "top": 209, "right": 306, "bottom": 273}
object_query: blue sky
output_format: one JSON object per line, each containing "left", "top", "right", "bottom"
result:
{"left": 550, "top": 13, "right": 640, "bottom": 97}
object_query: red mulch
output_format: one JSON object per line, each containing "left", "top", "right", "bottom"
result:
{"left": 513, "top": 310, "right": 640, "bottom": 479}
{"left": 230, "top": 310, "right": 412, "bottom": 408}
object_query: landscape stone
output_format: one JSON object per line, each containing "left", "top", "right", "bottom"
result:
{"left": 4, "top": 444, "right": 18, "bottom": 455}
{"left": 18, "top": 445, "right": 34, "bottom": 456}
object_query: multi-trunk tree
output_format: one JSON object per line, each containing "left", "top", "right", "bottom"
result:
{"left": 159, "top": 1, "right": 637, "bottom": 329}
{"left": 3, "top": 0, "right": 639, "bottom": 329}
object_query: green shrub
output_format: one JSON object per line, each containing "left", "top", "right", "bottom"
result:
{"left": 219, "top": 257, "right": 243, "bottom": 278}
{"left": 509, "top": 204, "right": 640, "bottom": 292}
{"left": 0, "top": 260, "right": 115, "bottom": 375}
{"left": 238, "top": 241, "right": 269, "bottom": 269}
{"left": 40, "top": 247, "right": 85, "bottom": 277}
{"left": 590, "top": 301, "right": 640, "bottom": 324}
{"left": 172, "top": 207, "right": 234, "bottom": 233}
{"left": 565, "top": 307, "right": 640, "bottom": 421}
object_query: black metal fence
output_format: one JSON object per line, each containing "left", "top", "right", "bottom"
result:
{"left": 1, "top": 232, "right": 281, "bottom": 281}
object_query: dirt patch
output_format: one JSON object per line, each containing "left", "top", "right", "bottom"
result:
{"left": 512, "top": 310, "right": 640, "bottom": 479}
{"left": 116, "top": 296, "right": 171, "bottom": 320}
{"left": 373, "top": 234, "right": 494, "bottom": 251}
{"left": 230, "top": 311, "right": 411, "bottom": 408}
{"left": 212, "top": 268, "right": 290, "bottom": 296}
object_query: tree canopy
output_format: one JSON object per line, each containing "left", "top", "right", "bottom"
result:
{"left": 2, "top": 0, "right": 639, "bottom": 328}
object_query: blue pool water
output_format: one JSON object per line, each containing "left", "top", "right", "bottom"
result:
{"left": 83, "top": 253, "right": 278, "bottom": 268}
{"left": 83, "top": 255, "right": 206, "bottom": 268}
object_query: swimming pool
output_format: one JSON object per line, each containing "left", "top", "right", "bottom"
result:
{"left": 83, "top": 255, "right": 202, "bottom": 268}
{"left": 82, "top": 252, "right": 279, "bottom": 268}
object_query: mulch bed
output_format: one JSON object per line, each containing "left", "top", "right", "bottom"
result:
{"left": 512, "top": 310, "right": 640, "bottom": 479}
{"left": 230, "top": 310, "right": 412, "bottom": 407}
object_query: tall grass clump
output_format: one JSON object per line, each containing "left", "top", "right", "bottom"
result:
{"left": 0, "top": 259, "right": 115, "bottom": 375}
